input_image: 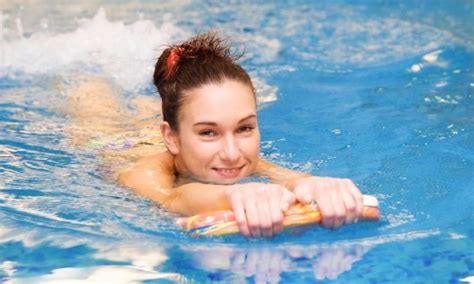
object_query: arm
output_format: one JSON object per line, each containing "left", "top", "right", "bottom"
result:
{"left": 118, "top": 152, "right": 295, "bottom": 237}
{"left": 256, "top": 159, "right": 310, "bottom": 190}
{"left": 118, "top": 151, "right": 231, "bottom": 216}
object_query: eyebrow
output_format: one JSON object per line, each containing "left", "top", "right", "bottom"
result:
{"left": 193, "top": 114, "right": 257, "bottom": 127}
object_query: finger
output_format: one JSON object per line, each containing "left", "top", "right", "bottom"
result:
{"left": 257, "top": 190, "right": 273, "bottom": 237}
{"left": 340, "top": 186, "right": 357, "bottom": 224}
{"left": 329, "top": 188, "right": 346, "bottom": 229}
{"left": 269, "top": 190, "right": 284, "bottom": 235}
{"left": 315, "top": 194, "right": 335, "bottom": 228}
{"left": 346, "top": 181, "right": 364, "bottom": 221}
{"left": 280, "top": 190, "right": 296, "bottom": 212}
{"left": 231, "top": 194, "right": 251, "bottom": 236}
{"left": 294, "top": 184, "right": 313, "bottom": 204}
{"left": 244, "top": 197, "right": 262, "bottom": 238}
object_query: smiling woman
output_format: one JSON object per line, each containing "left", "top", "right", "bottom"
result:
{"left": 67, "top": 32, "right": 365, "bottom": 238}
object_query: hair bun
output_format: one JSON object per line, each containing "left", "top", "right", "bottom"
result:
{"left": 178, "top": 31, "right": 236, "bottom": 60}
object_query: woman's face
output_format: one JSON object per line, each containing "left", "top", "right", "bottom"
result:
{"left": 171, "top": 79, "right": 260, "bottom": 185}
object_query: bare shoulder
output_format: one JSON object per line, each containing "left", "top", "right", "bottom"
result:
{"left": 118, "top": 151, "right": 176, "bottom": 189}
{"left": 255, "top": 159, "right": 278, "bottom": 175}
{"left": 132, "top": 151, "right": 174, "bottom": 170}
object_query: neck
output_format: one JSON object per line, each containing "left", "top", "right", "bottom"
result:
{"left": 173, "top": 155, "right": 187, "bottom": 177}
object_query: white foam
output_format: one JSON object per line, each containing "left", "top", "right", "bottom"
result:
{"left": 252, "top": 76, "right": 278, "bottom": 106}
{"left": 6, "top": 266, "right": 183, "bottom": 284}
{"left": 448, "top": 233, "right": 467, "bottom": 240}
{"left": 0, "top": 8, "right": 188, "bottom": 91}
{"left": 460, "top": 276, "right": 474, "bottom": 284}
{"left": 409, "top": 63, "right": 422, "bottom": 73}
{"left": 94, "top": 246, "right": 168, "bottom": 271}
{"left": 385, "top": 209, "right": 416, "bottom": 228}
{"left": 408, "top": 49, "right": 447, "bottom": 73}
{"left": 422, "top": 50, "right": 442, "bottom": 63}
{"left": 0, "top": 261, "right": 16, "bottom": 278}
{"left": 1, "top": 8, "right": 282, "bottom": 105}
{"left": 243, "top": 34, "right": 282, "bottom": 64}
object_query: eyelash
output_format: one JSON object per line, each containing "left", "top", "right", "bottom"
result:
{"left": 199, "top": 130, "right": 217, "bottom": 137}
{"left": 237, "top": 125, "right": 255, "bottom": 133}
{"left": 198, "top": 125, "right": 255, "bottom": 137}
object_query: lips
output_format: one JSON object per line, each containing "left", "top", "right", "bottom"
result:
{"left": 212, "top": 165, "right": 245, "bottom": 179}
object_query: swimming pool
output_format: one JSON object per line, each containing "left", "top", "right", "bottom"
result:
{"left": 1, "top": 1, "right": 473, "bottom": 283}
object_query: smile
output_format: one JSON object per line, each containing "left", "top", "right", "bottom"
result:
{"left": 212, "top": 165, "right": 245, "bottom": 178}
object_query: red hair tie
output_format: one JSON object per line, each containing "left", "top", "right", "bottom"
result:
{"left": 166, "top": 47, "right": 185, "bottom": 79}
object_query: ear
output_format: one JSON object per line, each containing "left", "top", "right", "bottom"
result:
{"left": 160, "top": 121, "right": 180, "bottom": 155}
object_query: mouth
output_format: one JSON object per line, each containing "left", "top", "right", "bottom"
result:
{"left": 212, "top": 165, "right": 246, "bottom": 179}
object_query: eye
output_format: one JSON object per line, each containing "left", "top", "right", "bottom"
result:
{"left": 199, "top": 129, "right": 217, "bottom": 137}
{"left": 237, "top": 125, "right": 255, "bottom": 133}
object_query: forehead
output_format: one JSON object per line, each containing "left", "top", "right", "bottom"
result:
{"left": 179, "top": 80, "right": 256, "bottom": 124}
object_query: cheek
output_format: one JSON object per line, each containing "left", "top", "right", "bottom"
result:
{"left": 181, "top": 138, "right": 218, "bottom": 164}
{"left": 242, "top": 136, "right": 260, "bottom": 158}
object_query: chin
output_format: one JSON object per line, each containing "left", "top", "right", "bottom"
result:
{"left": 192, "top": 165, "right": 254, "bottom": 185}
{"left": 216, "top": 178, "right": 241, "bottom": 185}
{"left": 193, "top": 173, "right": 245, "bottom": 185}
{"left": 206, "top": 176, "right": 242, "bottom": 185}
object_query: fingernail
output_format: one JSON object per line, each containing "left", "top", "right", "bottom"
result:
{"left": 304, "top": 194, "right": 312, "bottom": 203}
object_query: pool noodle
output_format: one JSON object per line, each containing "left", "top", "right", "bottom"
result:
{"left": 177, "top": 195, "right": 379, "bottom": 236}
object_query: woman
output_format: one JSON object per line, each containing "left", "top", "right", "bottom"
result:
{"left": 118, "top": 32, "right": 364, "bottom": 237}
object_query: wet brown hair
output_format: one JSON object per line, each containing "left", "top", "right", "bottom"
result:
{"left": 153, "top": 32, "right": 255, "bottom": 131}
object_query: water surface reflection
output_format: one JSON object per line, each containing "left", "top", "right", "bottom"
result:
{"left": 183, "top": 243, "right": 371, "bottom": 282}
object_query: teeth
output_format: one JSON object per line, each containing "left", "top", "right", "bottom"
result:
{"left": 218, "top": 168, "right": 237, "bottom": 173}
{"left": 215, "top": 167, "right": 241, "bottom": 174}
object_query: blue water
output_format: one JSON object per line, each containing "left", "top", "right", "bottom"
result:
{"left": 1, "top": 1, "right": 473, "bottom": 283}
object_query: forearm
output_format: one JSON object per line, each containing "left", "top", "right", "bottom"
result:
{"left": 279, "top": 174, "right": 311, "bottom": 192}
{"left": 256, "top": 159, "right": 310, "bottom": 191}
{"left": 118, "top": 153, "right": 235, "bottom": 215}
{"left": 120, "top": 172, "right": 232, "bottom": 216}
{"left": 162, "top": 182, "right": 232, "bottom": 216}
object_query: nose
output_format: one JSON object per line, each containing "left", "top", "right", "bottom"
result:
{"left": 218, "top": 135, "right": 240, "bottom": 163}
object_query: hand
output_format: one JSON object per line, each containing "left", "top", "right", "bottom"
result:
{"left": 225, "top": 183, "right": 296, "bottom": 237}
{"left": 293, "top": 177, "right": 363, "bottom": 229}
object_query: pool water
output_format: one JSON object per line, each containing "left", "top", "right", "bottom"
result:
{"left": 1, "top": 1, "right": 473, "bottom": 283}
